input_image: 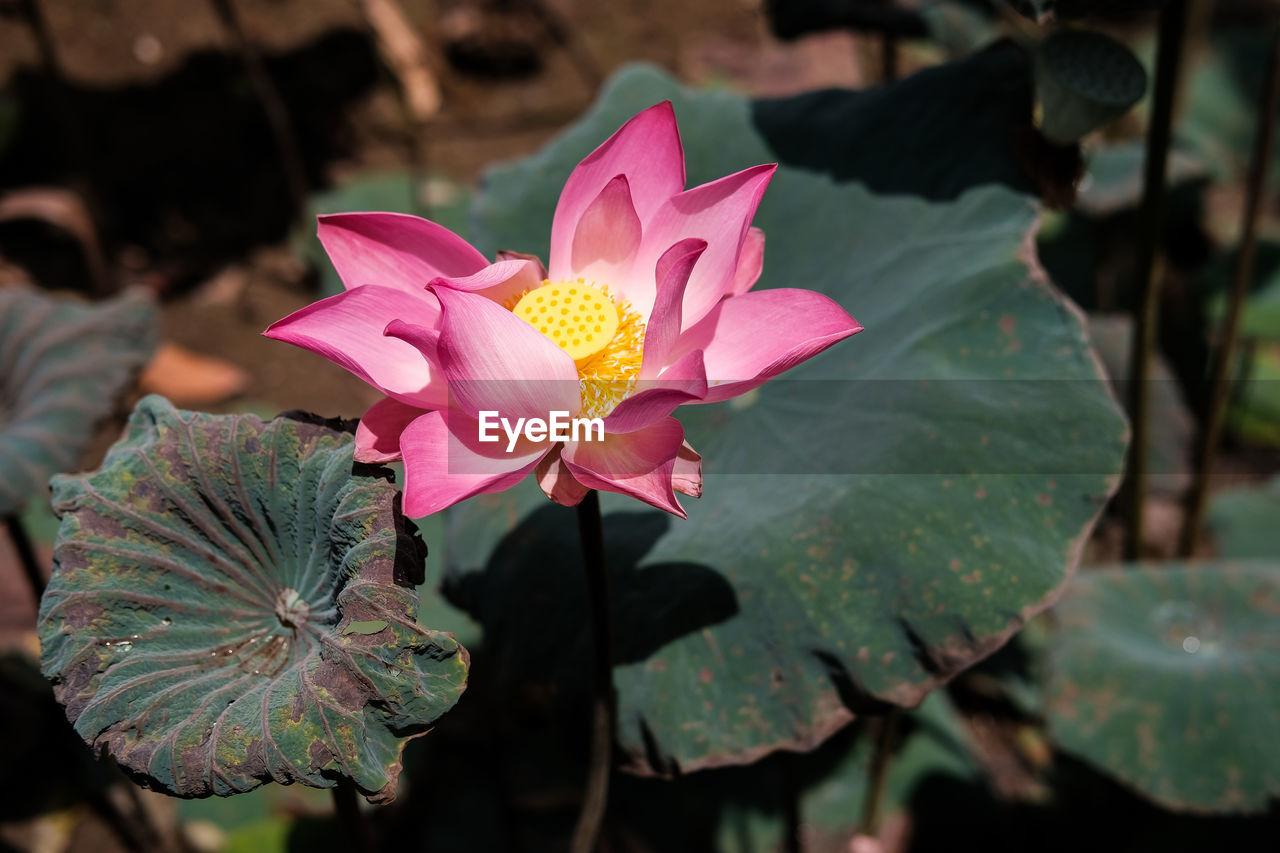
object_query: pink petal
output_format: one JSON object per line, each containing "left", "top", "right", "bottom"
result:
{"left": 429, "top": 257, "right": 543, "bottom": 307}
{"left": 399, "top": 410, "right": 548, "bottom": 517}
{"left": 729, "top": 227, "right": 765, "bottom": 298}
{"left": 263, "top": 285, "right": 447, "bottom": 409}
{"left": 602, "top": 349, "right": 706, "bottom": 434}
{"left": 549, "top": 102, "right": 685, "bottom": 279}
{"left": 670, "top": 289, "right": 862, "bottom": 404}
{"left": 318, "top": 212, "right": 488, "bottom": 296}
{"left": 383, "top": 318, "right": 440, "bottom": 364}
{"left": 432, "top": 286, "right": 582, "bottom": 421}
{"left": 621, "top": 164, "right": 776, "bottom": 326}
{"left": 561, "top": 417, "right": 689, "bottom": 517}
{"left": 672, "top": 441, "right": 702, "bottom": 498}
{"left": 569, "top": 174, "right": 643, "bottom": 285}
{"left": 496, "top": 249, "right": 548, "bottom": 281}
{"left": 535, "top": 448, "right": 591, "bottom": 507}
{"left": 354, "top": 397, "right": 425, "bottom": 463}
{"left": 639, "top": 238, "right": 706, "bottom": 378}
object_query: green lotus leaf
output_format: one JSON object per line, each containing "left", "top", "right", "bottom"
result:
{"left": 751, "top": 42, "right": 1035, "bottom": 200}
{"left": 38, "top": 396, "right": 468, "bottom": 802}
{"left": 449, "top": 64, "right": 1127, "bottom": 774}
{"left": 1076, "top": 142, "right": 1207, "bottom": 217}
{"left": 616, "top": 692, "right": 980, "bottom": 852}
{"left": 0, "top": 286, "right": 157, "bottom": 517}
{"left": 1175, "top": 29, "right": 1280, "bottom": 187}
{"left": 1208, "top": 476, "right": 1280, "bottom": 559}
{"left": 1086, "top": 314, "right": 1192, "bottom": 496}
{"left": 1203, "top": 243, "right": 1280, "bottom": 342}
{"left": 1047, "top": 562, "right": 1280, "bottom": 813}
{"left": 1227, "top": 343, "right": 1280, "bottom": 448}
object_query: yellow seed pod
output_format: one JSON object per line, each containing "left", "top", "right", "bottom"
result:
{"left": 513, "top": 281, "right": 620, "bottom": 364}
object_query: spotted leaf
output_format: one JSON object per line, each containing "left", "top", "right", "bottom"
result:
{"left": 38, "top": 396, "right": 469, "bottom": 802}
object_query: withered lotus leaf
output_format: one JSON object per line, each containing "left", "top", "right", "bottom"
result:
{"left": 38, "top": 396, "right": 468, "bottom": 802}
{"left": 0, "top": 286, "right": 157, "bottom": 517}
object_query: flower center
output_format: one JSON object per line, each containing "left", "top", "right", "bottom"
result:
{"left": 274, "top": 587, "right": 310, "bottom": 630}
{"left": 511, "top": 279, "right": 645, "bottom": 418}
{"left": 513, "top": 281, "right": 619, "bottom": 365}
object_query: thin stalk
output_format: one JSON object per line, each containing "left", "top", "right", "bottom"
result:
{"left": 209, "top": 0, "right": 309, "bottom": 215}
{"left": 355, "top": 0, "right": 435, "bottom": 219}
{"left": 17, "top": 0, "right": 112, "bottom": 294}
{"left": 6, "top": 514, "right": 45, "bottom": 605}
{"left": 881, "top": 32, "right": 899, "bottom": 83}
{"left": 570, "top": 490, "right": 614, "bottom": 853}
{"left": 860, "top": 711, "right": 900, "bottom": 838}
{"left": 528, "top": 0, "right": 603, "bottom": 94}
{"left": 781, "top": 756, "right": 802, "bottom": 853}
{"left": 83, "top": 788, "right": 150, "bottom": 853}
{"left": 1180, "top": 27, "right": 1280, "bottom": 557}
{"left": 332, "top": 782, "right": 374, "bottom": 853}
{"left": 1124, "top": 0, "right": 1191, "bottom": 560}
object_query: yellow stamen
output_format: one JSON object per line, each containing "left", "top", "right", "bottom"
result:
{"left": 513, "top": 282, "right": 619, "bottom": 364}
{"left": 510, "top": 278, "right": 645, "bottom": 418}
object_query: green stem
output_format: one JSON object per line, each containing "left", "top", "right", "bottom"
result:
{"left": 860, "top": 711, "right": 900, "bottom": 838}
{"left": 1179, "top": 26, "right": 1280, "bottom": 557}
{"left": 1124, "top": 0, "right": 1191, "bottom": 560}
{"left": 208, "top": 0, "right": 308, "bottom": 215}
{"left": 781, "top": 756, "right": 803, "bottom": 853}
{"left": 332, "top": 782, "right": 374, "bottom": 853}
{"left": 570, "top": 491, "right": 614, "bottom": 853}
{"left": 881, "top": 32, "right": 899, "bottom": 83}
{"left": 6, "top": 514, "right": 45, "bottom": 605}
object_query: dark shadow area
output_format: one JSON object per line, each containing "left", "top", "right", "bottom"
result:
{"left": 0, "top": 653, "right": 110, "bottom": 821}
{"left": 811, "top": 648, "right": 899, "bottom": 717}
{"left": 907, "top": 754, "right": 1280, "bottom": 852}
{"left": 436, "top": 502, "right": 739, "bottom": 813}
{"left": 0, "top": 654, "right": 161, "bottom": 852}
{"left": 1037, "top": 180, "right": 1215, "bottom": 414}
{"left": 0, "top": 219, "right": 97, "bottom": 297}
{"left": 614, "top": 722, "right": 868, "bottom": 853}
{"left": 444, "top": 505, "right": 739, "bottom": 709}
{"left": 1008, "top": 0, "right": 1162, "bottom": 23}
{"left": 751, "top": 40, "right": 1037, "bottom": 201}
{"left": 762, "top": 0, "right": 933, "bottom": 40}
{"left": 0, "top": 28, "right": 380, "bottom": 293}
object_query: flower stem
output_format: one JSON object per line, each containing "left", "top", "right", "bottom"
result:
{"left": 332, "top": 782, "right": 373, "bottom": 853}
{"left": 571, "top": 490, "right": 614, "bottom": 853}
{"left": 860, "top": 711, "right": 900, "bottom": 838}
{"left": 5, "top": 514, "right": 45, "bottom": 605}
{"left": 1179, "top": 26, "right": 1280, "bottom": 558}
{"left": 881, "top": 32, "right": 899, "bottom": 83}
{"left": 1124, "top": 0, "right": 1191, "bottom": 560}
{"left": 208, "top": 0, "right": 308, "bottom": 216}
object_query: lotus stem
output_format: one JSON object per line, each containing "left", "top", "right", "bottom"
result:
{"left": 860, "top": 710, "right": 900, "bottom": 838}
{"left": 571, "top": 490, "right": 614, "bottom": 853}
{"left": 1124, "top": 0, "right": 1191, "bottom": 560}
{"left": 332, "top": 782, "right": 374, "bottom": 853}
{"left": 208, "top": 0, "right": 309, "bottom": 216}
{"left": 781, "top": 757, "right": 803, "bottom": 853}
{"left": 5, "top": 514, "right": 45, "bottom": 605}
{"left": 1179, "top": 28, "right": 1280, "bottom": 557}
{"left": 881, "top": 32, "right": 899, "bottom": 83}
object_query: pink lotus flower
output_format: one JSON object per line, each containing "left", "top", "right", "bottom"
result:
{"left": 265, "top": 103, "right": 861, "bottom": 518}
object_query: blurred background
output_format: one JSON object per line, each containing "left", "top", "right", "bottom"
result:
{"left": 5, "top": 0, "right": 1280, "bottom": 851}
